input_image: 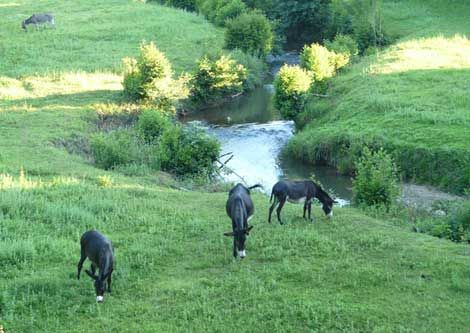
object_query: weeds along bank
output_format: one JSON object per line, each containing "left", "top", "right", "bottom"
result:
{"left": 1, "top": 174, "right": 470, "bottom": 331}
{"left": 281, "top": 0, "right": 470, "bottom": 194}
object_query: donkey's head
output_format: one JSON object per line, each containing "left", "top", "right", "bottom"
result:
{"left": 86, "top": 270, "right": 111, "bottom": 302}
{"left": 224, "top": 225, "right": 253, "bottom": 258}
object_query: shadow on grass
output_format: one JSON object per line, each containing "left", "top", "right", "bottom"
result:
{"left": 1, "top": 89, "right": 125, "bottom": 111}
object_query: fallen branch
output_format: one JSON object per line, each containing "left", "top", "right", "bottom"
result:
{"left": 311, "top": 93, "right": 329, "bottom": 98}
{"left": 231, "top": 92, "right": 243, "bottom": 99}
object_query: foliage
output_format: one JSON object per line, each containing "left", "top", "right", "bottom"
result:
{"left": 199, "top": 0, "right": 247, "bottom": 26}
{"left": 224, "top": 10, "right": 273, "bottom": 56}
{"left": 352, "top": 148, "right": 400, "bottom": 208}
{"left": 123, "top": 42, "right": 182, "bottom": 111}
{"left": 136, "top": 108, "right": 172, "bottom": 143}
{"left": 150, "top": 0, "right": 198, "bottom": 11}
{"left": 328, "top": 0, "right": 388, "bottom": 53}
{"left": 158, "top": 124, "right": 220, "bottom": 175}
{"left": 227, "top": 49, "right": 267, "bottom": 91}
{"left": 90, "top": 109, "right": 220, "bottom": 176}
{"left": 325, "top": 34, "right": 359, "bottom": 69}
{"left": 300, "top": 43, "right": 336, "bottom": 82}
{"left": 189, "top": 54, "right": 247, "bottom": 106}
{"left": 90, "top": 131, "right": 142, "bottom": 170}
{"left": 273, "top": 65, "right": 312, "bottom": 119}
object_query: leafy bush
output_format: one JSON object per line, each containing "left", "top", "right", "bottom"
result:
{"left": 225, "top": 10, "right": 273, "bottom": 56}
{"left": 90, "top": 131, "right": 141, "bottom": 170}
{"left": 136, "top": 108, "right": 172, "bottom": 143}
{"left": 159, "top": 124, "right": 220, "bottom": 176}
{"left": 352, "top": 148, "right": 400, "bottom": 208}
{"left": 300, "top": 43, "right": 336, "bottom": 82}
{"left": 273, "top": 65, "right": 312, "bottom": 120}
{"left": 228, "top": 49, "right": 267, "bottom": 91}
{"left": 328, "top": 0, "right": 388, "bottom": 53}
{"left": 152, "top": 0, "right": 198, "bottom": 11}
{"left": 91, "top": 109, "right": 220, "bottom": 176}
{"left": 123, "top": 42, "right": 181, "bottom": 111}
{"left": 199, "top": 0, "right": 247, "bottom": 26}
{"left": 189, "top": 54, "right": 247, "bottom": 106}
{"left": 325, "top": 34, "right": 359, "bottom": 70}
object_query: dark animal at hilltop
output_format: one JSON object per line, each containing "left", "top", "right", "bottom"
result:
{"left": 77, "top": 230, "right": 114, "bottom": 302}
{"left": 224, "top": 183, "right": 262, "bottom": 258}
{"left": 22, "top": 13, "right": 55, "bottom": 31}
{"left": 269, "top": 180, "right": 337, "bottom": 224}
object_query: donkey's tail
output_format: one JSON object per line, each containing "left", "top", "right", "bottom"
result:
{"left": 248, "top": 184, "right": 263, "bottom": 191}
{"left": 269, "top": 191, "right": 274, "bottom": 203}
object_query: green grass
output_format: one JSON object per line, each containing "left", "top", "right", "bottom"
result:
{"left": 0, "top": 0, "right": 223, "bottom": 177}
{"left": 1, "top": 1, "right": 470, "bottom": 332}
{"left": 287, "top": 0, "right": 470, "bottom": 193}
{"left": 1, "top": 175, "right": 470, "bottom": 332}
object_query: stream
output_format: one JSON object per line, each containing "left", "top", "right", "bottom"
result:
{"left": 180, "top": 53, "right": 461, "bottom": 210}
{"left": 181, "top": 52, "right": 352, "bottom": 205}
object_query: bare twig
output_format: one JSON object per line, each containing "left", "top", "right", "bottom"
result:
{"left": 219, "top": 152, "right": 233, "bottom": 158}
{"left": 231, "top": 92, "right": 243, "bottom": 99}
{"left": 311, "top": 93, "right": 329, "bottom": 98}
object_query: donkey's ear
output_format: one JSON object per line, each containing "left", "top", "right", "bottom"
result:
{"left": 85, "top": 270, "right": 98, "bottom": 280}
{"left": 223, "top": 231, "right": 234, "bottom": 237}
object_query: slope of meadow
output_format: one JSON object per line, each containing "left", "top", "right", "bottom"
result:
{"left": 0, "top": 1, "right": 470, "bottom": 332}
{"left": 0, "top": 0, "right": 223, "bottom": 177}
{"left": 288, "top": 0, "right": 470, "bottom": 193}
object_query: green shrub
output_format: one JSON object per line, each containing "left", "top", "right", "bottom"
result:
{"left": 136, "top": 109, "right": 172, "bottom": 143}
{"left": 327, "top": 0, "right": 388, "bottom": 53}
{"left": 152, "top": 0, "right": 198, "bottom": 11}
{"left": 159, "top": 124, "right": 220, "bottom": 176}
{"left": 352, "top": 148, "right": 400, "bottom": 208}
{"left": 123, "top": 42, "right": 180, "bottom": 111}
{"left": 225, "top": 10, "right": 273, "bottom": 56}
{"left": 189, "top": 54, "right": 247, "bottom": 106}
{"left": 273, "top": 65, "right": 312, "bottom": 120}
{"left": 90, "top": 131, "right": 141, "bottom": 170}
{"left": 325, "top": 34, "right": 359, "bottom": 70}
{"left": 199, "top": 0, "right": 247, "bottom": 26}
{"left": 300, "top": 43, "right": 337, "bottom": 82}
{"left": 227, "top": 49, "right": 267, "bottom": 91}
{"left": 91, "top": 109, "right": 220, "bottom": 176}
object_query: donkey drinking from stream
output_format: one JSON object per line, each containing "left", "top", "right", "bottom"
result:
{"left": 77, "top": 230, "right": 114, "bottom": 302}
{"left": 269, "top": 180, "right": 337, "bottom": 224}
{"left": 224, "top": 183, "right": 262, "bottom": 258}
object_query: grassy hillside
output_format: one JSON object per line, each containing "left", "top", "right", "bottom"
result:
{"left": 0, "top": 0, "right": 223, "bottom": 177}
{"left": 1, "top": 1, "right": 470, "bottom": 332}
{"left": 1, "top": 175, "right": 470, "bottom": 332}
{"left": 287, "top": 0, "right": 470, "bottom": 193}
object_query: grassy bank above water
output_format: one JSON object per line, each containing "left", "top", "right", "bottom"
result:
{"left": 287, "top": 0, "right": 470, "bottom": 193}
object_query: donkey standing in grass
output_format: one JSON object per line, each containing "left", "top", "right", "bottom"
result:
{"left": 269, "top": 180, "right": 337, "bottom": 224}
{"left": 224, "top": 183, "right": 262, "bottom": 258}
{"left": 22, "top": 13, "right": 55, "bottom": 31}
{"left": 77, "top": 230, "right": 114, "bottom": 303}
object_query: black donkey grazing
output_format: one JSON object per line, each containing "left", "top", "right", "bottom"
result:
{"left": 268, "top": 180, "right": 337, "bottom": 224}
{"left": 77, "top": 230, "right": 114, "bottom": 302}
{"left": 224, "top": 183, "right": 262, "bottom": 258}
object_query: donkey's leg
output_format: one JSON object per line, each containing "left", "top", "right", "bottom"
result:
{"left": 77, "top": 248, "right": 86, "bottom": 280}
{"left": 308, "top": 202, "right": 313, "bottom": 222}
{"left": 276, "top": 197, "right": 286, "bottom": 225}
{"left": 303, "top": 202, "right": 308, "bottom": 219}
{"left": 232, "top": 238, "right": 237, "bottom": 258}
{"left": 268, "top": 197, "right": 278, "bottom": 223}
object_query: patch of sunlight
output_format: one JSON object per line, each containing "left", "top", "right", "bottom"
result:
{"left": 0, "top": 72, "right": 122, "bottom": 100}
{"left": 0, "top": 172, "right": 81, "bottom": 190}
{"left": 370, "top": 35, "right": 470, "bottom": 74}
{"left": 0, "top": 3, "right": 20, "bottom": 7}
